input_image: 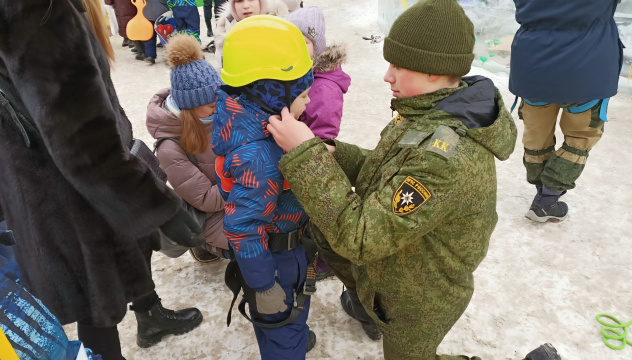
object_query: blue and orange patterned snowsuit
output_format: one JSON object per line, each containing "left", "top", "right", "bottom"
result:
{"left": 212, "top": 86, "right": 311, "bottom": 360}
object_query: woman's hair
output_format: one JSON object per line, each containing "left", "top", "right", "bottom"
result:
{"left": 179, "top": 109, "right": 210, "bottom": 154}
{"left": 82, "top": 0, "right": 115, "bottom": 65}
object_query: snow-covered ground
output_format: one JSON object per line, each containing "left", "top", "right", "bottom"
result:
{"left": 64, "top": 1, "right": 632, "bottom": 359}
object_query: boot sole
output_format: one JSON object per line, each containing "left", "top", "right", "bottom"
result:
{"left": 136, "top": 313, "right": 203, "bottom": 348}
{"left": 525, "top": 210, "right": 568, "bottom": 223}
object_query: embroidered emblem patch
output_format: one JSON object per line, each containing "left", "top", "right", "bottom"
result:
{"left": 308, "top": 27, "right": 317, "bottom": 38}
{"left": 393, "top": 114, "right": 404, "bottom": 125}
{"left": 392, "top": 176, "right": 432, "bottom": 216}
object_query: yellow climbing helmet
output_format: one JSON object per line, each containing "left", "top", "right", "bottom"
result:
{"left": 221, "top": 15, "right": 314, "bottom": 87}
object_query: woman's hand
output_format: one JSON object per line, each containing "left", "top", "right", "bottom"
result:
{"left": 267, "top": 107, "right": 316, "bottom": 153}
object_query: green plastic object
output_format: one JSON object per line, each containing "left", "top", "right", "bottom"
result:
{"left": 479, "top": 56, "right": 487, "bottom": 63}
{"left": 489, "top": 53, "right": 496, "bottom": 58}
{"left": 493, "top": 38, "right": 501, "bottom": 46}
{"left": 596, "top": 314, "right": 632, "bottom": 350}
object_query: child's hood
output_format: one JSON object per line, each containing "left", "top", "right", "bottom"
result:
{"left": 313, "top": 44, "right": 350, "bottom": 94}
{"left": 434, "top": 76, "right": 517, "bottom": 161}
{"left": 146, "top": 88, "right": 184, "bottom": 140}
{"left": 212, "top": 86, "right": 272, "bottom": 157}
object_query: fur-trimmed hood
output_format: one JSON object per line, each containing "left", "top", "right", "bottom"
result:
{"left": 313, "top": 43, "right": 347, "bottom": 73}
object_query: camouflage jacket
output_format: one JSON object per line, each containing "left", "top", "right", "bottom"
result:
{"left": 279, "top": 76, "right": 517, "bottom": 298}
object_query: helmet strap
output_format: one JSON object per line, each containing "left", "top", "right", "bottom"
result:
{"left": 241, "top": 88, "right": 278, "bottom": 115}
{"left": 284, "top": 82, "right": 294, "bottom": 111}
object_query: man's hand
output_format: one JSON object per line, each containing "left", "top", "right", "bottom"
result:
{"left": 267, "top": 107, "right": 316, "bottom": 153}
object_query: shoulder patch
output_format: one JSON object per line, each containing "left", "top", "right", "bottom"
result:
{"left": 392, "top": 176, "right": 432, "bottom": 216}
{"left": 398, "top": 129, "right": 430, "bottom": 148}
{"left": 426, "top": 125, "right": 459, "bottom": 159}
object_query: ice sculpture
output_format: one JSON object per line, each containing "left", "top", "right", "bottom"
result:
{"left": 377, "top": 0, "right": 632, "bottom": 90}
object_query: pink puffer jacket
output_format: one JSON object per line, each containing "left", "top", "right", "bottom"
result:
{"left": 146, "top": 88, "right": 228, "bottom": 250}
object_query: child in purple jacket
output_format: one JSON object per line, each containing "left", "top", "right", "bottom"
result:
{"left": 287, "top": 7, "right": 351, "bottom": 281}
{"left": 288, "top": 6, "right": 350, "bottom": 140}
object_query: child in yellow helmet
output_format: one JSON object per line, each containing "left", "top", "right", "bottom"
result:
{"left": 211, "top": 15, "right": 316, "bottom": 360}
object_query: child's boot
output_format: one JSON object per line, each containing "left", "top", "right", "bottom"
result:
{"left": 522, "top": 343, "right": 561, "bottom": 360}
{"left": 132, "top": 299, "right": 203, "bottom": 348}
{"left": 340, "top": 288, "right": 382, "bottom": 340}
{"left": 525, "top": 186, "right": 568, "bottom": 223}
{"left": 307, "top": 330, "right": 316, "bottom": 352}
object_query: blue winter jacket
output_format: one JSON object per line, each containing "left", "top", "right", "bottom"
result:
{"left": 212, "top": 86, "right": 310, "bottom": 292}
{"left": 509, "top": 0, "right": 624, "bottom": 103}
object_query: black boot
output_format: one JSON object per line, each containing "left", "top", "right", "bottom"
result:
{"left": 132, "top": 299, "right": 203, "bottom": 348}
{"left": 523, "top": 343, "right": 561, "bottom": 360}
{"left": 122, "top": 37, "right": 131, "bottom": 47}
{"left": 132, "top": 41, "right": 145, "bottom": 60}
{"left": 307, "top": 330, "right": 316, "bottom": 352}
{"left": 340, "top": 288, "right": 382, "bottom": 340}
{"left": 205, "top": 18, "right": 213, "bottom": 37}
{"left": 525, "top": 186, "right": 568, "bottom": 223}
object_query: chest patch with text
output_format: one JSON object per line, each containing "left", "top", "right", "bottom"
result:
{"left": 392, "top": 176, "right": 432, "bottom": 216}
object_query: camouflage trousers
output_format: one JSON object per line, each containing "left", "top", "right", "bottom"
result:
{"left": 519, "top": 100, "right": 606, "bottom": 191}
{"left": 312, "top": 226, "right": 482, "bottom": 360}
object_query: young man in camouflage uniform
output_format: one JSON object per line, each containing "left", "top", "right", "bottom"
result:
{"left": 268, "top": 1, "right": 561, "bottom": 359}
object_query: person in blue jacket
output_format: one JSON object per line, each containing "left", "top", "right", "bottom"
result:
{"left": 211, "top": 15, "right": 316, "bottom": 360}
{"left": 510, "top": 0, "right": 624, "bottom": 223}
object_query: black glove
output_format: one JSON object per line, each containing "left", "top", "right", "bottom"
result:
{"left": 159, "top": 206, "right": 206, "bottom": 248}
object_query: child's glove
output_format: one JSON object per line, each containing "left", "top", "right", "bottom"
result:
{"left": 256, "top": 282, "right": 288, "bottom": 314}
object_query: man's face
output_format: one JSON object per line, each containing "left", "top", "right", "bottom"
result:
{"left": 289, "top": 89, "right": 311, "bottom": 119}
{"left": 234, "top": 0, "right": 261, "bottom": 20}
{"left": 383, "top": 63, "right": 433, "bottom": 98}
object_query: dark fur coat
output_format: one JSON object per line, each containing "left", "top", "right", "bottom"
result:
{"left": 0, "top": 0, "right": 181, "bottom": 326}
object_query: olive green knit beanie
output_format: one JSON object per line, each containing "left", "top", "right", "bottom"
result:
{"left": 383, "top": 0, "right": 475, "bottom": 76}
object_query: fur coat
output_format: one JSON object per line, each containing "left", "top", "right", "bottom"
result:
{"left": 213, "top": 0, "right": 290, "bottom": 68}
{"left": 0, "top": 0, "right": 181, "bottom": 326}
{"left": 300, "top": 44, "right": 351, "bottom": 139}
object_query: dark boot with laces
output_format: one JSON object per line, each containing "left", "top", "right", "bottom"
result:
{"left": 132, "top": 299, "right": 203, "bottom": 348}
{"left": 525, "top": 186, "right": 568, "bottom": 223}
{"left": 340, "top": 288, "right": 382, "bottom": 340}
{"left": 523, "top": 343, "right": 561, "bottom": 360}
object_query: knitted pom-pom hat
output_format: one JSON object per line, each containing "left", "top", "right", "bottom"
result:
{"left": 383, "top": 0, "right": 475, "bottom": 76}
{"left": 166, "top": 34, "right": 223, "bottom": 110}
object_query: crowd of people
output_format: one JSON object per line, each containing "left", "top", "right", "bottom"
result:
{"left": 0, "top": 0, "right": 625, "bottom": 359}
